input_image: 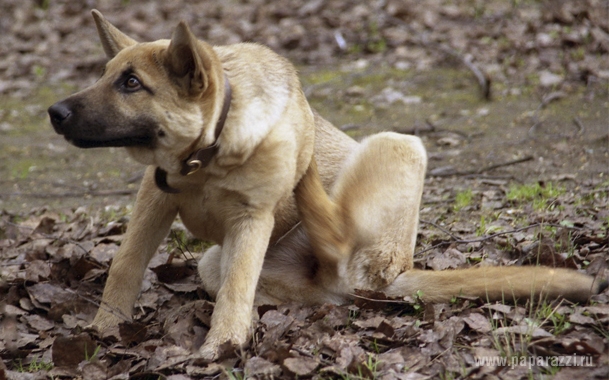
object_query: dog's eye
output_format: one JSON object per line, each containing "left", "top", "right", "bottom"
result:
{"left": 124, "top": 76, "right": 142, "bottom": 91}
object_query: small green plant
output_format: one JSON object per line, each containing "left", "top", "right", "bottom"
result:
{"left": 370, "top": 339, "right": 381, "bottom": 354}
{"left": 85, "top": 344, "right": 101, "bottom": 362}
{"left": 227, "top": 368, "right": 244, "bottom": 380}
{"left": 168, "top": 229, "right": 211, "bottom": 259}
{"left": 13, "top": 357, "right": 53, "bottom": 372}
{"left": 347, "top": 308, "right": 360, "bottom": 327}
{"left": 535, "top": 302, "right": 571, "bottom": 335}
{"left": 506, "top": 182, "right": 564, "bottom": 211}
{"left": 37, "top": 0, "right": 50, "bottom": 10}
{"left": 453, "top": 189, "right": 474, "bottom": 211}
{"left": 33, "top": 65, "right": 46, "bottom": 79}
{"left": 490, "top": 316, "right": 532, "bottom": 360}
{"left": 412, "top": 289, "right": 426, "bottom": 315}
{"left": 476, "top": 214, "right": 487, "bottom": 236}
{"left": 362, "top": 353, "right": 379, "bottom": 377}
{"left": 365, "top": 21, "right": 387, "bottom": 53}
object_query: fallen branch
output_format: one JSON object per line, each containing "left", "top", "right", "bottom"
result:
{"left": 572, "top": 117, "right": 585, "bottom": 136}
{"left": 1, "top": 189, "right": 136, "bottom": 199}
{"left": 430, "top": 155, "right": 534, "bottom": 177}
{"left": 416, "top": 222, "right": 588, "bottom": 258}
{"left": 438, "top": 45, "right": 492, "bottom": 100}
{"left": 415, "top": 223, "right": 546, "bottom": 257}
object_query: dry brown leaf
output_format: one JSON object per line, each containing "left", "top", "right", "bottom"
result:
{"left": 152, "top": 262, "right": 195, "bottom": 284}
{"left": 24, "top": 260, "right": 51, "bottom": 282}
{"left": 463, "top": 312, "right": 492, "bottom": 333}
{"left": 244, "top": 356, "right": 282, "bottom": 378}
{"left": 428, "top": 248, "right": 466, "bottom": 271}
{"left": 119, "top": 321, "right": 148, "bottom": 347}
{"left": 283, "top": 356, "right": 319, "bottom": 376}
{"left": 51, "top": 334, "right": 98, "bottom": 367}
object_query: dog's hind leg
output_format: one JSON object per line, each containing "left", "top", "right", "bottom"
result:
{"left": 334, "top": 133, "right": 427, "bottom": 290}
{"left": 198, "top": 245, "right": 223, "bottom": 299}
{"left": 295, "top": 132, "right": 427, "bottom": 291}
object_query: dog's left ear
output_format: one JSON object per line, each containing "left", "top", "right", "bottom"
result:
{"left": 165, "top": 22, "right": 210, "bottom": 97}
{"left": 92, "top": 10, "right": 137, "bottom": 58}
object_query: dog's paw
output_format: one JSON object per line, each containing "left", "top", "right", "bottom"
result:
{"left": 352, "top": 247, "right": 406, "bottom": 289}
{"left": 90, "top": 311, "right": 123, "bottom": 331}
{"left": 196, "top": 339, "right": 240, "bottom": 362}
{"left": 197, "top": 342, "right": 221, "bottom": 361}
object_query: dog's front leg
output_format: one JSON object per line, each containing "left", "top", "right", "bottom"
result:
{"left": 92, "top": 172, "right": 177, "bottom": 329}
{"left": 198, "top": 211, "right": 274, "bottom": 360}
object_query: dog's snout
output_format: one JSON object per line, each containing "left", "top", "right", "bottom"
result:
{"left": 48, "top": 102, "right": 72, "bottom": 132}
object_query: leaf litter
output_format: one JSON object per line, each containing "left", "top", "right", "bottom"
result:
{"left": 0, "top": 173, "right": 607, "bottom": 379}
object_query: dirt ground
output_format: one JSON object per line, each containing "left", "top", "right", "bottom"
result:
{"left": 0, "top": 0, "right": 608, "bottom": 379}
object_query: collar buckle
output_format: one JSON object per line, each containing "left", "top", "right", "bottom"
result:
{"left": 154, "top": 74, "right": 232, "bottom": 193}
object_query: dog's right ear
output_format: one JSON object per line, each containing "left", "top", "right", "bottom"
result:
{"left": 164, "top": 21, "right": 210, "bottom": 97}
{"left": 91, "top": 9, "right": 137, "bottom": 58}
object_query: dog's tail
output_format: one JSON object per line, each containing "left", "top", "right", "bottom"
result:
{"left": 382, "top": 266, "right": 606, "bottom": 303}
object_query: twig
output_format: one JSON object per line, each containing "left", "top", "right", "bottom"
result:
{"left": 416, "top": 222, "right": 588, "bottom": 258}
{"left": 540, "top": 91, "right": 566, "bottom": 108}
{"left": 415, "top": 223, "right": 545, "bottom": 257}
{"left": 439, "top": 46, "right": 491, "bottom": 100}
{"left": 349, "top": 292, "right": 411, "bottom": 304}
{"left": 65, "top": 288, "right": 132, "bottom": 324}
{"left": 420, "top": 219, "right": 461, "bottom": 241}
{"left": 430, "top": 155, "right": 533, "bottom": 177}
{"left": 474, "top": 155, "right": 534, "bottom": 174}
{"left": 290, "top": 347, "right": 344, "bottom": 373}
{"left": 0, "top": 189, "right": 136, "bottom": 199}
{"left": 572, "top": 117, "right": 585, "bottom": 136}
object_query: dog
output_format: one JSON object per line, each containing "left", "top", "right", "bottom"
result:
{"left": 48, "top": 10, "right": 605, "bottom": 360}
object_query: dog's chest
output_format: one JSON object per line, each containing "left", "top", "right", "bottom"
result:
{"left": 176, "top": 194, "right": 226, "bottom": 243}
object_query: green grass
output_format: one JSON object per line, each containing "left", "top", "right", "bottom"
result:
{"left": 13, "top": 357, "right": 53, "bottom": 373}
{"left": 453, "top": 189, "right": 474, "bottom": 211}
{"left": 535, "top": 302, "right": 571, "bottom": 335}
{"left": 506, "top": 182, "right": 565, "bottom": 210}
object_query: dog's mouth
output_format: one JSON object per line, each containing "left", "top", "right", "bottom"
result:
{"left": 68, "top": 134, "right": 156, "bottom": 149}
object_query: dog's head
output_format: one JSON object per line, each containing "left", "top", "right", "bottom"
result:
{"left": 48, "top": 10, "right": 226, "bottom": 173}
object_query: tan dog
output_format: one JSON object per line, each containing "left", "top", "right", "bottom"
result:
{"left": 48, "top": 10, "right": 604, "bottom": 360}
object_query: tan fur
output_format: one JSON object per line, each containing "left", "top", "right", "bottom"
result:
{"left": 49, "top": 11, "right": 603, "bottom": 361}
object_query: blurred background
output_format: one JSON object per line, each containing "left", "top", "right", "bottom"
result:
{"left": 0, "top": 0, "right": 607, "bottom": 211}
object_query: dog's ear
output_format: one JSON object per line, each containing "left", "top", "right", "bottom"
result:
{"left": 91, "top": 9, "right": 137, "bottom": 58}
{"left": 165, "top": 21, "right": 209, "bottom": 96}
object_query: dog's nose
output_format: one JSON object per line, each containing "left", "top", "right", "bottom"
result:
{"left": 48, "top": 102, "right": 72, "bottom": 132}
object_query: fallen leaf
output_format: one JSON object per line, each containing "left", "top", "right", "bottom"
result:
{"left": 283, "top": 356, "right": 319, "bottom": 376}
{"left": 245, "top": 356, "right": 282, "bottom": 378}
{"left": 463, "top": 312, "right": 492, "bottom": 333}
{"left": 52, "top": 334, "right": 99, "bottom": 367}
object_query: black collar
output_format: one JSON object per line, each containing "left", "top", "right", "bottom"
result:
{"left": 154, "top": 75, "right": 232, "bottom": 194}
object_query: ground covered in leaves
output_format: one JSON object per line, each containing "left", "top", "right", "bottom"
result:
{"left": 1, "top": 0, "right": 609, "bottom": 379}
{"left": 1, "top": 178, "right": 608, "bottom": 379}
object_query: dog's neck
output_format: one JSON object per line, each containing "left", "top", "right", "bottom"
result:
{"left": 154, "top": 75, "right": 232, "bottom": 194}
